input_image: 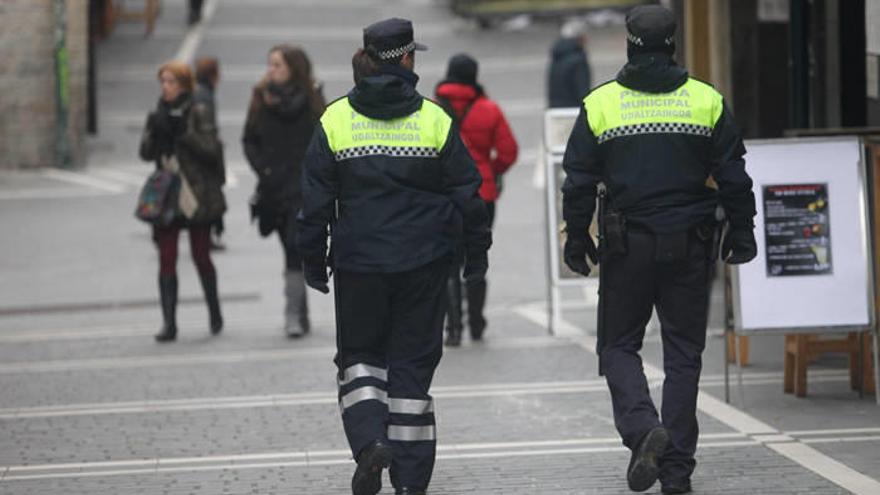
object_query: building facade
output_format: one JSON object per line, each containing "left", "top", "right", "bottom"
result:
{"left": 0, "top": 0, "right": 87, "bottom": 170}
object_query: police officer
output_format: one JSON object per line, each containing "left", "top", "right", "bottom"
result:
{"left": 297, "top": 18, "right": 491, "bottom": 495}
{"left": 561, "top": 6, "right": 756, "bottom": 494}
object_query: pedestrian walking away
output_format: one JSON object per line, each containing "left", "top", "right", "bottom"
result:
{"left": 193, "top": 56, "right": 227, "bottom": 251}
{"left": 548, "top": 17, "right": 593, "bottom": 108}
{"left": 188, "top": 0, "right": 203, "bottom": 25}
{"left": 297, "top": 18, "right": 491, "bottom": 495}
{"left": 139, "top": 61, "right": 227, "bottom": 342}
{"left": 561, "top": 5, "right": 757, "bottom": 494}
{"left": 243, "top": 45, "right": 326, "bottom": 338}
{"left": 435, "top": 53, "right": 518, "bottom": 346}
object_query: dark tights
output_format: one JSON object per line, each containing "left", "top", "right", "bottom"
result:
{"left": 155, "top": 224, "right": 214, "bottom": 277}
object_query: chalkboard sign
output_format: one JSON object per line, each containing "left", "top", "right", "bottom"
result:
{"left": 731, "top": 137, "right": 873, "bottom": 333}
{"left": 763, "top": 183, "right": 832, "bottom": 277}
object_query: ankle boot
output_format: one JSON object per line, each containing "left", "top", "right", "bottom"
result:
{"left": 445, "top": 269, "right": 463, "bottom": 347}
{"left": 199, "top": 271, "right": 223, "bottom": 335}
{"left": 284, "top": 270, "right": 309, "bottom": 338}
{"left": 155, "top": 275, "right": 178, "bottom": 342}
{"left": 467, "top": 279, "right": 488, "bottom": 340}
{"left": 445, "top": 325, "right": 463, "bottom": 347}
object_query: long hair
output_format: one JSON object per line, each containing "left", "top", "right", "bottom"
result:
{"left": 157, "top": 60, "right": 194, "bottom": 93}
{"left": 246, "top": 45, "right": 325, "bottom": 127}
{"left": 194, "top": 57, "right": 220, "bottom": 86}
{"left": 352, "top": 48, "right": 380, "bottom": 85}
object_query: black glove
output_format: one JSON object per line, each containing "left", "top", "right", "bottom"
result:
{"left": 564, "top": 235, "right": 599, "bottom": 277}
{"left": 303, "top": 258, "right": 330, "bottom": 294}
{"left": 463, "top": 248, "right": 488, "bottom": 284}
{"left": 722, "top": 227, "right": 757, "bottom": 265}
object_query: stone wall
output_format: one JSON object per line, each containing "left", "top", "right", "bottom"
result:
{"left": 0, "top": 0, "right": 87, "bottom": 169}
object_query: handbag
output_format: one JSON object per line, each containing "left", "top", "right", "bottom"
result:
{"left": 163, "top": 155, "right": 199, "bottom": 220}
{"left": 134, "top": 168, "right": 180, "bottom": 226}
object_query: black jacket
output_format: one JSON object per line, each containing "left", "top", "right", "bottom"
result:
{"left": 296, "top": 65, "right": 491, "bottom": 273}
{"left": 547, "top": 37, "right": 592, "bottom": 108}
{"left": 193, "top": 81, "right": 217, "bottom": 125}
{"left": 561, "top": 53, "right": 756, "bottom": 236}
{"left": 243, "top": 82, "right": 321, "bottom": 234}
{"left": 140, "top": 94, "right": 226, "bottom": 225}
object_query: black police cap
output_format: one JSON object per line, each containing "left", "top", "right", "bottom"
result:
{"left": 363, "top": 18, "right": 428, "bottom": 61}
{"left": 626, "top": 5, "right": 676, "bottom": 51}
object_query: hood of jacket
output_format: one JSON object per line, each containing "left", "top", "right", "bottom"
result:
{"left": 348, "top": 64, "right": 423, "bottom": 120}
{"left": 436, "top": 81, "right": 482, "bottom": 104}
{"left": 551, "top": 37, "right": 585, "bottom": 61}
{"left": 616, "top": 52, "right": 689, "bottom": 93}
{"left": 435, "top": 81, "right": 484, "bottom": 120}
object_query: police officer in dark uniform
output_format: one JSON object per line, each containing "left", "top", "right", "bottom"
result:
{"left": 297, "top": 18, "right": 491, "bottom": 495}
{"left": 561, "top": 6, "right": 756, "bottom": 494}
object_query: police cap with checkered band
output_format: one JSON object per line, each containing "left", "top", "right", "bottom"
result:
{"left": 364, "top": 18, "right": 428, "bottom": 62}
{"left": 626, "top": 5, "right": 676, "bottom": 55}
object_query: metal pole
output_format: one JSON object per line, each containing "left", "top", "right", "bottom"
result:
{"left": 873, "top": 327, "right": 880, "bottom": 406}
{"left": 723, "top": 262, "right": 733, "bottom": 403}
{"left": 724, "top": 328, "right": 730, "bottom": 404}
{"left": 544, "top": 145, "right": 556, "bottom": 335}
{"left": 735, "top": 332, "right": 746, "bottom": 408}
{"left": 859, "top": 330, "right": 865, "bottom": 400}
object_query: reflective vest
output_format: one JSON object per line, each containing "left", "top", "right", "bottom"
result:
{"left": 583, "top": 78, "right": 724, "bottom": 144}
{"left": 320, "top": 97, "right": 452, "bottom": 161}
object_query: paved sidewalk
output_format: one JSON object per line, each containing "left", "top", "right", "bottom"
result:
{"left": 1, "top": 1, "right": 878, "bottom": 494}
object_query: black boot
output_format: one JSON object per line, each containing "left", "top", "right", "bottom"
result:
{"left": 352, "top": 439, "right": 392, "bottom": 495}
{"left": 466, "top": 279, "right": 488, "bottom": 340}
{"left": 285, "top": 271, "right": 310, "bottom": 338}
{"left": 445, "top": 325, "right": 463, "bottom": 347}
{"left": 187, "top": 0, "right": 203, "bottom": 25}
{"left": 661, "top": 479, "right": 692, "bottom": 494}
{"left": 445, "top": 268, "right": 463, "bottom": 347}
{"left": 396, "top": 488, "right": 426, "bottom": 495}
{"left": 199, "top": 271, "right": 223, "bottom": 335}
{"left": 627, "top": 426, "right": 668, "bottom": 492}
{"left": 155, "top": 275, "right": 178, "bottom": 342}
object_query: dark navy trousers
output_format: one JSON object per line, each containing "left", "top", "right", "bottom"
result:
{"left": 334, "top": 256, "right": 449, "bottom": 491}
{"left": 599, "top": 230, "right": 711, "bottom": 484}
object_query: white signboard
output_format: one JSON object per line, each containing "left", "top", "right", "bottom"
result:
{"left": 731, "top": 137, "right": 873, "bottom": 333}
{"left": 544, "top": 108, "right": 595, "bottom": 285}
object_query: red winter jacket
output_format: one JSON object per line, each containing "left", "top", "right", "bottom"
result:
{"left": 435, "top": 82, "right": 518, "bottom": 202}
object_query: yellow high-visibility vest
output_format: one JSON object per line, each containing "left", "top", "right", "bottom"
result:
{"left": 321, "top": 97, "right": 452, "bottom": 161}
{"left": 583, "top": 78, "right": 724, "bottom": 144}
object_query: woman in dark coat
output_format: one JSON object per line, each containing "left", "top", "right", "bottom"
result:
{"left": 243, "top": 45, "right": 325, "bottom": 337}
{"left": 140, "top": 61, "right": 226, "bottom": 342}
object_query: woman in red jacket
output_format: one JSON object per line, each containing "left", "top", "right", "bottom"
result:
{"left": 435, "top": 53, "right": 519, "bottom": 346}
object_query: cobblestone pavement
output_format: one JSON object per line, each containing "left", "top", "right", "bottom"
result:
{"left": 1, "top": 1, "right": 878, "bottom": 494}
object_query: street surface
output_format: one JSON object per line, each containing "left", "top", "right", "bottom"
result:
{"left": 0, "top": 1, "right": 878, "bottom": 493}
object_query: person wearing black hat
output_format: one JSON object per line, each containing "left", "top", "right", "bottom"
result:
{"left": 435, "top": 53, "right": 518, "bottom": 346}
{"left": 297, "top": 18, "right": 491, "bottom": 495}
{"left": 561, "top": 5, "right": 756, "bottom": 494}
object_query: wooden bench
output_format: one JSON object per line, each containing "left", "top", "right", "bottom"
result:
{"left": 783, "top": 332, "right": 875, "bottom": 397}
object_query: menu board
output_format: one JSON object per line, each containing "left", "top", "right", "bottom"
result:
{"left": 731, "top": 137, "right": 871, "bottom": 332}
{"left": 763, "top": 183, "right": 832, "bottom": 277}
